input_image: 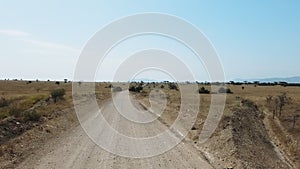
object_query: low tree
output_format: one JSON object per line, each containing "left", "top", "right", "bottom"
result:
{"left": 51, "top": 89, "right": 65, "bottom": 102}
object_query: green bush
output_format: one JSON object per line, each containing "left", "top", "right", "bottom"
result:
{"left": 51, "top": 89, "right": 66, "bottom": 102}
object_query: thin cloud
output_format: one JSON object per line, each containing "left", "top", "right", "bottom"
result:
{"left": 0, "top": 29, "right": 80, "bottom": 54}
{"left": 25, "top": 39, "right": 80, "bottom": 53}
{"left": 0, "top": 29, "right": 30, "bottom": 37}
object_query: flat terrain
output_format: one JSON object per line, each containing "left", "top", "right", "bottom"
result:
{"left": 134, "top": 83, "right": 300, "bottom": 168}
{"left": 17, "top": 91, "right": 213, "bottom": 169}
{"left": 0, "top": 80, "right": 300, "bottom": 168}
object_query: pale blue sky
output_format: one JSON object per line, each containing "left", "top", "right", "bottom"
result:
{"left": 0, "top": 0, "right": 299, "bottom": 81}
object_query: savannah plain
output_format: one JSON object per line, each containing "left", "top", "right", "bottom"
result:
{"left": 0, "top": 80, "right": 299, "bottom": 169}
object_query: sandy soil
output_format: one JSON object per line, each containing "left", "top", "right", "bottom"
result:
{"left": 16, "top": 91, "right": 213, "bottom": 169}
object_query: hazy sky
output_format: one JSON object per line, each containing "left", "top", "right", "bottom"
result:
{"left": 0, "top": 0, "right": 299, "bottom": 81}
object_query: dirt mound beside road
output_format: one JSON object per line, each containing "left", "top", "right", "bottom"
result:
{"left": 231, "top": 100, "right": 289, "bottom": 168}
{"left": 198, "top": 99, "right": 291, "bottom": 169}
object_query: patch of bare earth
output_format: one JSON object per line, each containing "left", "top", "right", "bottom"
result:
{"left": 0, "top": 96, "right": 110, "bottom": 168}
{"left": 198, "top": 100, "right": 292, "bottom": 169}
{"left": 0, "top": 104, "right": 77, "bottom": 168}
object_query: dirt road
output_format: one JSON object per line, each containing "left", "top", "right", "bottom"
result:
{"left": 17, "top": 91, "right": 213, "bottom": 169}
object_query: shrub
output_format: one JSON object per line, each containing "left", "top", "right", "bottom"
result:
{"left": 23, "top": 95, "right": 46, "bottom": 107}
{"left": 226, "top": 88, "right": 233, "bottom": 93}
{"left": 129, "top": 86, "right": 136, "bottom": 92}
{"left": 24, "top": 110, "right": 41, "bottom": 121}
{"left": 168, "top": 83, "right": 178, "bottom": 90}
{"left": 129, "top": 85, "right": 143, "bottom": 92}
{"left": 113, "top": 87, "right": 122, "bottom": 92}
{"left": 51, "top": 89, "right": 65, "bottom": 102}
{"left": 0, "top": 97, "right": 8, "bottom": 107}
{"left": 135, "top": 86, "right": 143, "bottom": 92}
{"left": 0, "top": 110, "right": 9, "bottom": 119}
{"left": 199, "top": 87, "right": 210, "bottom": 94}
{"left": 9, "top": 106, "right": 23, "bottom": 117}
{"left": 106, "top": 84, "right": 113, "bottom": 88}
{"left": 218, "top": 87, "right": 233, "bottom": 94}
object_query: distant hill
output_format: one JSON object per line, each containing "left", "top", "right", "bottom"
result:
{"left": 234, "top": 76, "right": 300, "bottom": 83}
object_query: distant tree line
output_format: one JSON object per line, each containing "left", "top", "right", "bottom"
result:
{"left": 228, "top": 81, "right": 300, "bottom": 87}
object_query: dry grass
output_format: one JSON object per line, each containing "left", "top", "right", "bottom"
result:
{"left": 1, "top": 80, "right": 300, "bottom": 167}
{"left": 0, "top": 80, "right": 113, "bottom": 121}
{"left": 133, "top": 83, "right": 300, "bottom": 167}
{"left": 0, "top": 80, "right": 112, "bottom": 168}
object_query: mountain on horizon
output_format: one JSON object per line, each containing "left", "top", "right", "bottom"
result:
{"left": 234, "top": 76, "right": 300, "bottom": 83}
